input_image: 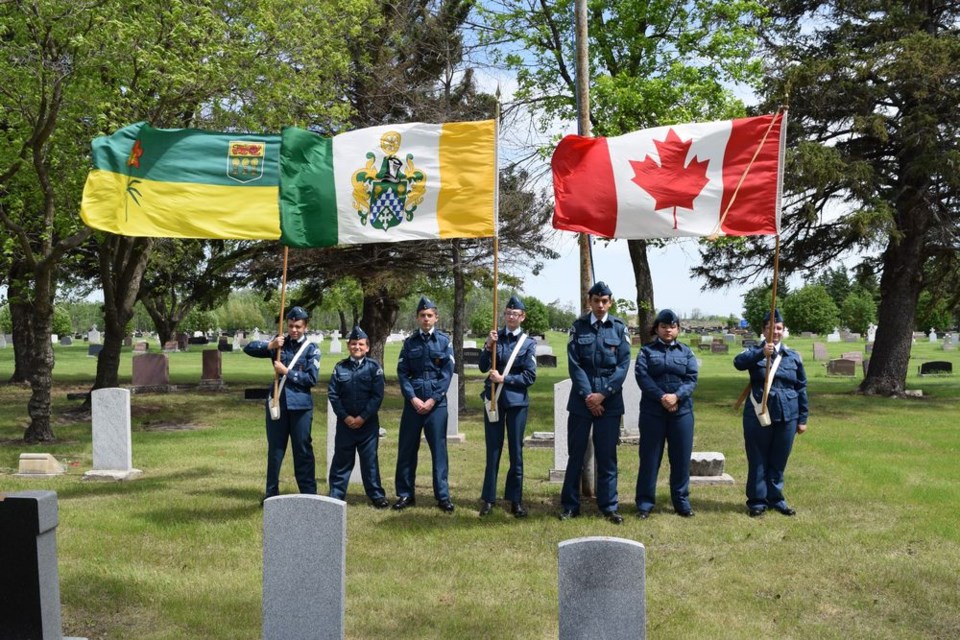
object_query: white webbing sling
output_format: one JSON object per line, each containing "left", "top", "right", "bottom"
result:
{"left": 269, "top": 338, "right": 312, "bottom": 420}
{"left": 486, "top": 333, "right": 528, "bottom": 422}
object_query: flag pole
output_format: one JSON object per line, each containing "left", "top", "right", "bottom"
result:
{"left": 760, "top": 236, "right": 781, "bottom": 415}
{"left": 272, "top": 245, "right": 289, "bottom": 418}
{"left": 490, "top": 88, "right": 502, "bottom": 415}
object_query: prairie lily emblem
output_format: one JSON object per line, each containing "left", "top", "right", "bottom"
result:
{"left": 352, "top": 131, "right": 426, "bottom": 231}
{"left": 227, "top": 141, "right": 265, "bottom": 183}
{"left": 125, "top": 139, "right": 144, "bottom": 221}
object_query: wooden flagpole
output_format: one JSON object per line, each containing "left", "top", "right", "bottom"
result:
{"left": 272, "top": 246, "right": 289, "bottom": 417}
{"left": 489, "top": 88, "right": 502, "bottom": 415}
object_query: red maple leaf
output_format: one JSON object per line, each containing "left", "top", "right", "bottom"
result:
{"left": 630, "top": 129, "right": 710, "bottom": 229}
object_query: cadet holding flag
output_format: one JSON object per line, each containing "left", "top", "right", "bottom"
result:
{"left": 559, "top": 282, "right": 632, "bottom": 524}
{"left": 327, "top": 326, "right": 389, "bottom": 509}
{"left": 243, "top": 306, "right": 320, "bottom": 501}
{"left": 478, "top": 296, "right": 538, "bottom": 518}
{"left": 393, "top": 296, "right": 456, "bottom": 513}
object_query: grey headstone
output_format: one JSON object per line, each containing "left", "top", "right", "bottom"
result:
{"left": 827, "top": 358, "right": 857, "bottom": 376}
{"left": 326, "top": 400, "right": 361, "bottom": 485}
{"left": 329, "top": 338, "right": 341, "bottom": 354}
{"left": 689, "top": 451, "right": 725, "bottom": 476}
{"left": 551, "top": 379, "right": 572, "bottom": 482}
{"left": 132, "top": 353, "right": 169, "bottom": 387}
{"left": 263, "top": 495, "right": 345, "bottom": 640}
{"left": 177, "top": 333, "right": 190, "bottom": 351}
{"left": 462, "top": 347, "right": 482, "bottom": 366}
{"left": 710, "top": 342, "right": 729, "bottom": 354}
{"left": 621, "top": 373, "right": 641, "bottom": 438}
{"left": 85, "top": 388, "right": 141, "bottom": 481}
{"left": 724, "top": 333, "right": 736, "bottom": 343}
{"left": 87, "top": 329, "right": 101, "bottom": 344}
{"left": 536, "top": 354, "right": 558, "bottom": 368}
{"left": 446, "top": 372, "right": 463, "bottom": 442}
{"left": 0, "top": 491, "right": 63, "bottom": 640}
{"left": 87, "top": 344, "right": 104, "bottom": 358}
{"left": 535, "top": 344, "right": 554, "bottom": 356}
{"left": 813, "top": 343, "right": 828, "bottom": 361}
{"left": 742, "top": 338, "right": 757, "bottom": 348}
{"left": 462, "top": 340, "right": 477, "bottom": 349}
{"left": 841, "top": 351, "right": 863, "bottom": 362}
{"left": 558, "top": 537, "right": 645, "bottom": 640}
{"left": 929, "top": 329, "right": 938, "bottom": 343}
{"left": 865, "top": 342, "right": 874, "bottom": 354}
{"left": 59, "top": 336, "right": 72, "bottom": 346}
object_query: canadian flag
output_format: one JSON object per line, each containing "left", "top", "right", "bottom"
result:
{"left": 551, "top": 113, "right": 785, "bottom": 238}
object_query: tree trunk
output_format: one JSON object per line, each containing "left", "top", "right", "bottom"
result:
{"left": 7, "top": 261, "right": 34, "bottom": 384}
{"left": 359, "top": 284, "right": 400, "bottom": 367}
{"left": 22, "top": 268, "right": 56, "bottom": 443}
{"left": 860, "top": 217, "right": 927, "bottom": 396}
{"left": 94, "top": 235, "right": 154, "bottom": 391}
{"left": 338, "top": 310, "right": 348, "bottom": 336}
{"left": 628, "top": 239, "right": 655, "bottom": 333}
{"left": 451, "top": 240, "right": 466, "bottom": 413}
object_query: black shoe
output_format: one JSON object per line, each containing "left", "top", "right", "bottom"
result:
{"left": 511, "top": 502, "right": 528, "bottom": 518}
{"left": 748, "top": 507, "right": 765, "bottom": 518}
{"left": 479, "top": 501, "right": 494, "bottom": 516}
{"left": 604, "top": 510, "right": 624, "bottom": 525}
{"left": 372, "top": 497, "right": 390, "bottom": 509}
{"left": 676, "top": 509, "right": 695, "bottom": 518}
{"left": 392, "top": 496, "right": 415, "bottom": 510}
{"left": 772, "top": 505, "right": 796, "bottom": 516}
{"left": 637, "top": 509, "right": 651, "bottom": 519}
{"left": 438, "top": 499, "right": 455, "bottom": 513}
{"left": 558, "top": 509, "right": 579, "bottom": 521}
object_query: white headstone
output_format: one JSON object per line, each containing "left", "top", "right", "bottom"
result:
{"left": 535, "top": 344, "right": 554, "bottom": 356}
{"left": 251, "top": 329, "right": 262, "bottom": 342}
{"left": 84, "top": 388, "right": 142, "bottom": 481}
{"left": 262, "top": 495, "right": 345, "bottom": 640}
{"left": 87, "top": 328, "right": 101, "bottom": 345}
{"left": 446, "top": 373, "right": 463, "bottom": 442}
{"left": 827, "top": 328, "right": 841, "bottom": 343}
{"left": 463, "top": 340, "right": 477, "bottom": 349}
{"left": 867, "top": 324, "right": 877, "bottom": 343}
{"left": 50, "top": 334, "right": 58, "bottom": 344}
{"left": 621, "top": 374, "right": 641, "bottom": 437}
{"left": 329, "top": 337, "right": 342, "bottom": 354}
{"left": 0, "top": 333, "right": 6, "bottom": 348}
{"left": 551, "top": 379, "right": 573, "bottom": 482}
{"left": 326, "top": 400, "right": 361, "bottom": 485}
{"left": 929, "top": 328, "right": 938, "bottom": 343}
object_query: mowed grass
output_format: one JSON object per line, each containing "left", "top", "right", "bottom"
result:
{"left": 1, "top": 334, "right": 959, "bottom": 639}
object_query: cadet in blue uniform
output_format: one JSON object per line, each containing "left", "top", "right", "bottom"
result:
{"left": 243, "top": 306, "right": 320, "bottom": 500}
{"left": 559, "top": 281, "right": 632, "bottom": 524}
{"left": 478, "top": 295, "right": 538, "bottom": 518}
{"left": 634, "top": 309, "right": 699, "bottom": 518}
{"left": 327, "top": 326, "right": 389, "bottom": 508}
{"left": 733, "top": 309, "right": 809, "bottom": 517}
{"left": 393, "top": 296, "right": 456, "bottom": 513}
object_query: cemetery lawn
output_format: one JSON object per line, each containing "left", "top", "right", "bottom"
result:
{"left": 1, "top": 335, "right": 959, "bottom": 639}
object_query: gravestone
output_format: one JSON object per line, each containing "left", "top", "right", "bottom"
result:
{"left": 919, "top": 361, "right": 953, "bottom": 376}
{"left": 51, "top": 334, "right": 59, "bottom": 345}
{"left": 177, "top": 332, "right": 190, "bottom": 351}
{"left": 446, "top": 373, "right": 464, "bottom": 443}
{"left": 251, "top": 329, "right": 262, "bottom": 342}
{"left": 710, "top": 342, "right": 729, "bottom": 354}
{"left": 0, "top": 333, "right": 7, "bottom": 348}
{"left": 59, "top": 336, "right": 72, "bottom": 346}
{"left": 800, "top": 331, "right": 814, "bottom": 338}
{"left": 463, "top": 340, "right": 477, "bottom": 349}
{"left": 841, "top": 351, "right": 863, "bottom": 363}
{"left": 87, "top": 344, "right": 103, "bottom": 358}
{"left": 15, "top": 454, "right": 66, "bottom": 477}
{"left": 462, "top": 347, "right": 482, "bottom": 366}
{"left": 163, "top": 340, "right": 179, "bottom": 353}
{"left": 826, "top": 358, "right": 857, "bottom": 376}
{"left": 200, "top": 350, "right": 224, "bottom": 389}
{"left": 929, "top": 328, "right": 938, "bottom": 343}
{"left": 217, "top": 336, "right": 233, "bottom": 352}
{"left": 262, "top": 495, "right": 345, "bottom": 640}
{"left": 863, "top": 358, "right": 869, "bottom": 376}
{"left": 188, "top": 335, "right": 209, "bottom": 345}
{"left": 813, "top": 343, "right": 828, "bottom": 361}
{"left": 865, "top": 342, "right": 874, "bottom": 354}
{"left": 132, "top": 353, "right": 169, "bottom": 387}
{"left": 742, "top": 338, "right": 757, "bottom": 348}
{"left": 724, "top": 333, "right": 736, "bottom": 343}
{"left": 827, "top": 329, "right": 841, "bottom": 343}
{"left": 133, "top": 341, "right": 149, "bottom": 353}
{"left": 700, "top": 335, "right": 713, "bottom": 345}
{"left": 943, "top": 335, "right": 955, "bottom": 351}
{"left": 551, "top": 379, "right": 572, "bottom": 482}
{"left": 867, "top": 324, "right": 877, "bottom": 343}
{"left": 88, "top": 327, "right": 101, "bottom": 344}
{"left": 123, "top": 335, "right": 132, "bottom": 347}
{"left": 83, "top": 388, "right": 142, "bottom": 481}
{"left": 630, "top": 335, "right": 643, "bottom": 346}
{"left": 329, "top": 336, "right": 341, "bottom": 354}
{"left": 326, "top": 400, "right": 361, "bottom": 485}
{"left": 558, "top": 537, "right": 645, "bottom": 640}
{"left": 621, "top": 374, "right": 641, "bottom": 439}
{"left": 689, "top": 451, "right": 735, "bottom": 485}
{"left": 535, "top": 344, "right": 554, "bottom": 356}
{"left": 0, "top": 491, "right": 87, "bottom": 640}
{"left": 536, "top": 354, "right": 558, "bottom": 368}
{"left": 845, "top": 333, "right": 861, "bottom": 342}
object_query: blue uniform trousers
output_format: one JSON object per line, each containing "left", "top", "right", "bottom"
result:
{"left": 329, "top": 424, "right": 385, "bottom": 502}
{"left": 481, "top": 406, "right": 527, "bottom": 503}
{"left": 635, "top": 411, "right": 694, "bottom": 512}
{"left": 560, "top": 413, "right": 620, "bottom": 513}
{"left": 743, "top": 416, "right": 797, "bottom": 510}
{"left": 395, "top": 404, "right": 450, "bottom": 501}
{"left": 264, "top": 405, "right": 316, "bottom": 496}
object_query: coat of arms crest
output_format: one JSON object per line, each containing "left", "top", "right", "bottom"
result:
{"left": 352, "top": 131, "right": 426, "bottom": 231}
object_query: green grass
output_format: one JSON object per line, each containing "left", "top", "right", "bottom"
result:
{"left": 1, "top": 334, "right": 959, "bottom": 639}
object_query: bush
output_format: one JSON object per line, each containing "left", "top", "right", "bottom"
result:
{"left": 521, "top": 297, "right": 550, "bottom": 336}
{"left": 781, "top": 285, "right": 839, "bottom": 334}
{"left": 742, "top": 285, "right": 785, "bottom": 335}
{"left": 469, "top": 301, "right": 494, "bottom": 337}
{"left": 840, "top": 289, "right": 877, "bottom": 334}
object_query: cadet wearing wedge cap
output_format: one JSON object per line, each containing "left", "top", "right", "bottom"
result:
{"left": 327, "top": 326, "right": 389, "bottom": 508}
{"left": 243, "top": 306, "right": 320, "bottom": 501}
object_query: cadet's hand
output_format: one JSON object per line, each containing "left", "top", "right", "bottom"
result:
{"left": 269, "top": 335, "right": 285, "bottom": 350}
{"left": 797, "top": 423, "right": 807, "bottom": 434}
{"left": 661, "top": 393, "right": 678, "bottom": 410}
{"left": 418, "top": 398, "right": 436, "bottom": 415}
{"left": 345, "top": 416, "right": 365, "bottom": 429}
{"left": 589, "top": 403, "right": 605, "bottom": 417}
{"left": 485, "top": 330, "right": 498, "bottom": 351}
{"left": 585, "top": 392, "right": 605, "bottom": 410}
{"left": 763, "top": 342, "right": 776, "bottom": 357}
{"left": 273, "top": 360, "right": 288, "bottom": 376}
{"left": 410, "top": 397, "right": 425, "bottom": 413}
{"left": 488, "top": 370, "right": 505, "bottom": 384}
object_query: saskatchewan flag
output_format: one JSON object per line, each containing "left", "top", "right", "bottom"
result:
{"left": 80, "top": 122, "right": 282, "bottom": 240}
{"left": 279, "top": 120, "right": 496, "bottom": 247}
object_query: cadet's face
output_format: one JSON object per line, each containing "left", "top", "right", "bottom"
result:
{"left": 287, "top": 319, "right": 307, "bottom": 339}
{"left": 589, "top": 295, "right": 612, "bottom": 318}
{"left": 417, "top": 308, "right": 438, "bottom": 332}
{"left": 765, "top": 321, "right": 785, "bottom": 344}
{"left": 656, "top": 322, "right": 679, "bottom": 343}
{"left": 348, "top": 339, "right": 369, "bottom": 358}
{"left": 504, "top": 309, "right": 525, "bottom": 331}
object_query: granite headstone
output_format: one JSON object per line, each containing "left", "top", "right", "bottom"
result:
{"left": 551, "top": 379, "right": 572, "bottom": 482}
{"left": 326, "top": 399, "right": 361, "bottom": 486}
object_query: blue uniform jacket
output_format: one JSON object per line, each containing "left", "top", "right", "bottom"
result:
{"left": 566, "top": 313, "right": 632, "bottom": 417}
{"left": 635, "top": 339, "right": 699, "bottom": 417}
{"left": 479, "top": 328, "right": 537, "bottom": 408}
{"left": 733, "top": 342, "right": 809, "bottom": 424}
{"left": 243, "top": 336, "right": 320, "bottom": 410}
{"left": 397, "top": 330, "right": 454, "bottom": 406}
{"left": 327, "top": 357, "right": 384, "bottom": 426}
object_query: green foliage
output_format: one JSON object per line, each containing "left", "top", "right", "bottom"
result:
{"left": 841, "top": 289, "right": 878, "bottom": 335}
{"left": 0, "top": 305, "right": 9, "bottom": 333}
{"left": 521, "top": 297, "right": 550, "bottom": 337}
{"left": 180, "top": 308, "right": 218, "bottom": 334}
{"left": 742, "top": 284, "right": 786, "bottom": 335}
{"left": 915, "top": 291, "right": 954, "bottom": 332}
{"left": 545, "top": 299, "right": 577, "bottom": 330}
{"left": 212, "top": 291, "right": 273, "bottom": 332}
{"left": 781, "top": 285, "right": 839, "bottom": 335}
{"left": 817, "top": 267, "right": 852, "bottom": 309}
{"left": 469, "top": 301, "right": 494, "bottom": 337}
{"left": 51, "top": 307, "right": 72, "bottom": 337}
